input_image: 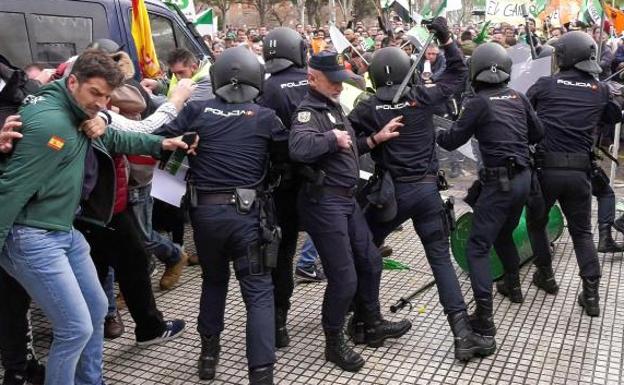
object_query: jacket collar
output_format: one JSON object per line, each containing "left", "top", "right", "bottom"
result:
{"left": 305, "top": 88, "right": 340, "bottom": 110}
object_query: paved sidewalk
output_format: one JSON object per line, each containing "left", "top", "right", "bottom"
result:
{"left": 2, "top": 177, "right": 624, "bottom": 385}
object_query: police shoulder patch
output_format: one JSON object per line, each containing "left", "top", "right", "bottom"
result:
{"left": 298, "top": 111, "right": 311, "bottom": 123}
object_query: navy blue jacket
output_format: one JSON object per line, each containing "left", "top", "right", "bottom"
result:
{"left": 289, "top": 89, "right": 370, "bottom": 188}
{"left": 437, "top": 85, "right": 543, "bottom": 168}
{"left": 258, "top": 66, "right": 309, "bottom": 130}
{"left": 526, "top": 69, "right": 621, "bottom": 154}
{"left": 349, "top": 41, "right": 466, "bottom": 179}
{"left": 161, "top": 97, "right": 288, "bottom": 190}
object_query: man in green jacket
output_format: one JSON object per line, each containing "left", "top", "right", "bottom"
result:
{"left": 0, "top": 50, "right": 191, "bottom": 385}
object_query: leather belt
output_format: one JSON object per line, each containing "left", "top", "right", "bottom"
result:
{"left": 197, "top": 192, "right": 236, "bottom": 205}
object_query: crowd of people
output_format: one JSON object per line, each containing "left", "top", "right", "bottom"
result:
{"left": 0, "top": 9, "right": 623, "bottom": 385}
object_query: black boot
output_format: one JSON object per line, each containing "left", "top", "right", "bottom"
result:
{"left": 249, "top": 364, "right": 274, "bottom": 385}
{"left": 363, "top": 317, "right": 412, "bottom": 348}
{"left": 496, "top": 273, "right": 524, "bottom": 303}
{"left": 578, "top": 277, "right": 600, "bottom": 317}
{"left": 198, "top": 335, "right": 220, "bottom": 380}
{"left": 275, "top": 307, "right": 290, "bottom": 348}
{"left": 532, "top": 266, "right": 559, "bottom": 294}
{"left": 597, "top": 224, "right": 624, "bottom": 253}
{"left": 346, "top": 315, "right": 366, "bottom": 345}
{"left": 324, "top": 329, "right": 365, "bottom": 372}
{"left": 2, "top": 370, "right": 26, "bottom": 385}
{"left": 469, "top": 298, "right": 496, "bottom": 337}
{"left": 25, "top": 358, "right": 45, "bottom": 385}
{"left": 613, "top": 214, "right": 624, "bottom": 234}
{"left": 448, "top": 311, "right": 496, "bottom": 361}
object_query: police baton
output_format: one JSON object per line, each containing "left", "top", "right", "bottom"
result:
{"left": 389, "top": 279, "right": 436, "bottom": 313}
{"left": 391, "top": 33, "right": 435, "bottom": 105}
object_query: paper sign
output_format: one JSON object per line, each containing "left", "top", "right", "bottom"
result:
{"left": 486, "top": 0, "right": 530, "bottom": 24}
{"left": 151, "top": 162, "right": 188, "bottom": 207}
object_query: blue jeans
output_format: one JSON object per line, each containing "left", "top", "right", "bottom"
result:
{"left": 103, "top": 267, "right": 116, "bottom": 317}
{"left": 0, "top": 225, "right": 107, "bottom": 385}
{"left": 297, "top": 235, "right": 318, "bottom": 269}
{"left": 128, "top": 184, "right": 181, "bottom": 266}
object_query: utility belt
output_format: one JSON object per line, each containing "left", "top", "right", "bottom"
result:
{"left": 186, "top": 184, "right": 281, "bottom": 275}
{"left": 465, "top": 157, "right": 521, "bottom": 206}
{"left": 393, "top": 169, "right": 449, "bottom": 191}
{"left": 535, "top": 152, "right": 591, "bottom": 171}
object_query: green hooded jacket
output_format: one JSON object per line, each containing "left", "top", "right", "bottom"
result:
{"left": 0, "top": 79, "right": 164, "bottom": 251}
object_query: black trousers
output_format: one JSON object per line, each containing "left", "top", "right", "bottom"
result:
{"left": 0, "top": 267, "right": 33, "bottom": 373}
{"left": 591, "top": 167, "right": 615, "bottom": 226}
{"left": 467, "top": 169, "right": 531, "bottom": 301}
{"left": 527, "top": 169, "right": 601, "bottom": 279}
{"left": 191, "top": 204, "right": 275, "bottom": 369}
{"left": 271, "top": 180, "right": 300, "bottom": 312}
{"left": 367, "top": 181, "right": 466, "bottom": 316}
{"left": 76, "top": 211, "right": 165, "bottom": 341}
{"left": 299, "top": 190, "right": 382, "bottom": 331}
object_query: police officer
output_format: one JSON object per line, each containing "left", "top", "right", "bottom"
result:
{"left": 161, "top": 46, "right": 288, "bottom": 385}
{"left": 289, "top": 51, "right": 411, "bottom": 372}
{"left": 258, "top": 27, "right": 309, "bottom": 348}
{"left": 348, "top": 17, "right": 495, "bottom": 361}
{"left": 526, "top": 31, "right": 622, "bottom": 317}
{"left": 437, "top": 43, "right": 544, "bottom": 347}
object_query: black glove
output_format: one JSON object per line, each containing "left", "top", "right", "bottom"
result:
{"left": 424, "top": 16, "right": 450, "bottom": 44}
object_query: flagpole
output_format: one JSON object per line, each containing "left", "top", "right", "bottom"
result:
{"left": 598, "top": 0, "right": 606, "bottom": 60}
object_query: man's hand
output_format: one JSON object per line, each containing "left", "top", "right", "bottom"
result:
{"left": 141, "top": 78, "right": 159, "bottom": 93}
{"left": 333, "top": 129, "right": 352, "bottom": 149}
{"left": 168, "top": 79, "right": 196, "bottom": 111}
{"left": 0, "top": 115, "right": 23, "bottom": 153}
{"left": 80, "top": 116, "right": 107, "bottom": 139}
{"left": 368, "top": 116, "right": 403, "bottom": 148}
{"left": 162, "top": 135, "right": 199, "bottom": 155}
{"left": 425, "top": 16, "right": 451, "bottom": 45}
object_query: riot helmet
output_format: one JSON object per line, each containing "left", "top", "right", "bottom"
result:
{"left": 263, "top": 27, "right": 307, "bottom": 74}
{"left": 537, "top": 44, "right": 554, "bottom": 59}
{"left": 551, "top": 31, "right": 601, "bottom": 75}
{"left": 369, "top": 47, "right": 412, "bottom": 101}
{"left": 210, "top": 46, "right": 264, "bottom": 104}
{"left": 469, "top": 42, "right": 512, "bottom": 84}
{"left": 88, "top": 38, "right": 122, "bottom": 54}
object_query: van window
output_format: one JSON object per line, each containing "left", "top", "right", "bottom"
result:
{"left": 28, "top": 14, "right": 93, "bottom": 64}
{"left": 149, "top": 12, "right": 177, "bottom": 65}
{"left": 149, "top": 12, "right": 197, "bottom": 70}
{"left": 0, "top": 12, "right": 30, "bottom": 68}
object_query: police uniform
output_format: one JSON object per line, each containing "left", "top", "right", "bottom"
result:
{"left": 438, "top": 84, "right": 543, "bottom": 296}
{"left": 258, "top": 65, "right": 308, "bottom": 346}
{"left": 289, "top": 51, "right": 410, "bottom": 372}
{"left": 162, "top": 47, "right": 287, "bottom": 384}
{"left": 437, "top": 43, "right": 544, "bottom": 343}
{"left": 349, "top": 41, "right": 467, "bottom": 317}
{"left": 526, "top": 65, "right": 621, "bottom": 315}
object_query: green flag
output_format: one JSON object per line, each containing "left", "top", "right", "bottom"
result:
{"left": 579, "top": 0, "right": 603, "bottom": 25}
{"left": 531, "top": 0, "right": 548, "bottom": 17}
{"left": 421, "top": 3, "right": 432, "bottom": 18}
{"left": 474, "top": 20, "right": 491, "bottom": 44}
{"left": 433, "top": 0, "right": 447, "bottom": 17}
{"left": 194, "top": 9, "right": 216, "bottom": 36}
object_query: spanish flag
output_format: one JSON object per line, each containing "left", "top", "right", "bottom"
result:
{"left": 131, "top": 0, "right": 161, "bottom": 78}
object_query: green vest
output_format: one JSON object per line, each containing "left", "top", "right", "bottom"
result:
{"left": 167, "top": 61, "right": 211, "bottom": 97}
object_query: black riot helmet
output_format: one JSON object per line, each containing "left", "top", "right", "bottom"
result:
{"left": 469, "top": 42, "right": 512, "bottom": 84}
{"left": 551, "top": 31, "right": 601, "bottom": 75}
{"left": 263, "top": 27, "right": 307, "bottom": 74}
{"left": 210, "top": 46, "right": 265, "bottom": 104}
{"left": 369, "top": 47, "right": 412, "bottom": 101}
{"left": 537, "top": 44, "right": 554, "bottom": 59}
